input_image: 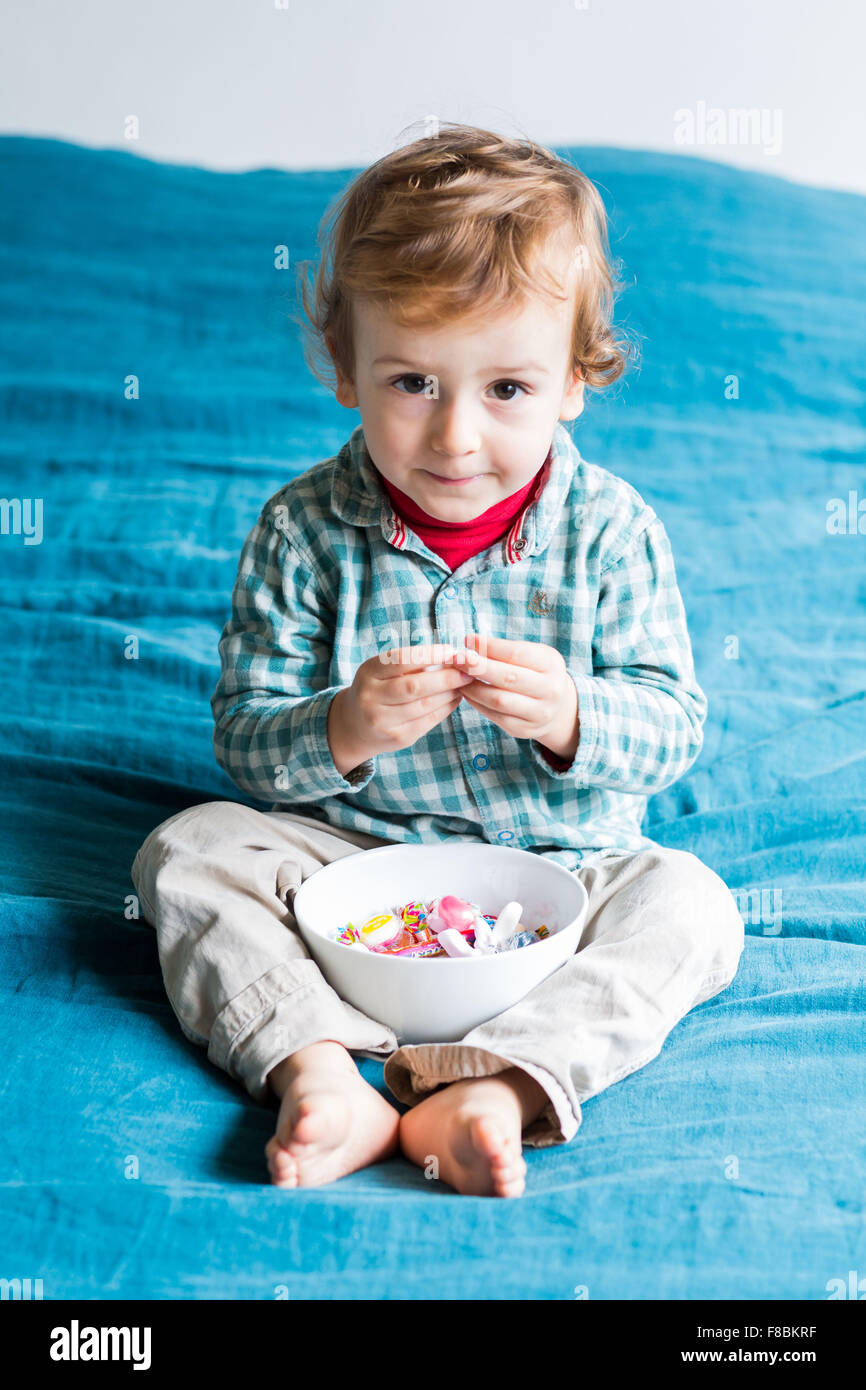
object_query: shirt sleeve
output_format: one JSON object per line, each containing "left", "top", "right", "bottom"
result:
{"left": 529, "top": 515, "right": 708, "bottom": 793}
{"left": 210, "top": 504, "right": 376, "bottom": 804}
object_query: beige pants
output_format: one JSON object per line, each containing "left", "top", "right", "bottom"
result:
{"left": 130, "top": 800, "right": 744, "bottom": 1147}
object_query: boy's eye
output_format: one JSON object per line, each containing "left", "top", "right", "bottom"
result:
{"left": 392, "top": 374, "right": 429, "bottom": 394}
{"left": 490, "top": 380, "right": 526, "bottom": 402}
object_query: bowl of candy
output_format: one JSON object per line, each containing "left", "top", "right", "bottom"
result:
{"left": 292, "top": 842, "right": 588, "bottom": 1044}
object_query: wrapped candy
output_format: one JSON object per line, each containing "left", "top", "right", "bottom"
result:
{"left": 437, "top": 927, "right": 476, "bottom": 958}
{"left": 392, "top": 939, "right": 447, "bottom": 958}
{"left": 499, "top": 930, "right": 539, "bottom": 952}
{"left": 336, "top": 923, "right": 370, "bottom": 953}
{"left": 358, "top": 912, "right": 403, "bottom": 949}
{"left": 426, "top": 895, "right": 481, "bottom": 934}
{"left": 488, "top": 900, "right": 523, "bottom": 948}
{"left": 401, "top": 899, "right": 428, "bottom": 928}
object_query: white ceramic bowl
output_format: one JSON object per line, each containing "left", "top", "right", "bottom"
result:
{"left": 292, "top": 842, "right": 589, "bottom": 1044}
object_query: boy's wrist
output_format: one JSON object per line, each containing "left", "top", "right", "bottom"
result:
{"left": 327, "top": 688, "right": 375, "bottom": 777}
{"left": 537, "top": 676, "right": 580, "bottom": 763}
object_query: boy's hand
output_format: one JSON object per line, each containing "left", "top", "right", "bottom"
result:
{"left": 330, "top": 644, "right": 474, "bottom": 766}
{"left": 452, "top": 632, "right": 580, "bottom": 760}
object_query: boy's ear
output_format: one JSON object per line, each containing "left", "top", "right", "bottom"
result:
{"left": 559, "top": 369, "right": 585, "bottom": 422}
{"left": 325, "top": 332, "right": 359, "bottom": 409}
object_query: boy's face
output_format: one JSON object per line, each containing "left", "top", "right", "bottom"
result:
{"left": 328, "top": 246, "right": 586, "bottom": 521}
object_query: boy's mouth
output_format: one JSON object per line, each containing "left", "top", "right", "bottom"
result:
{"left": 423, "top": 471, "right": 486, "bottom": 487}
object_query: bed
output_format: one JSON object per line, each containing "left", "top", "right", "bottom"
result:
{"left": 2, "top": 134, "right": 864, "bottom": 1299}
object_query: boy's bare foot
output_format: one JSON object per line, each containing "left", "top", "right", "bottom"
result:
{"left": 265, "top": 1040, "right": 400, "bottom": 1188}
{"left": 398, "top": 1067, "right": 548, "bottom": 1197}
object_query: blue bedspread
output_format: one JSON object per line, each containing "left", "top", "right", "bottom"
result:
{"left": 1, "top": 136, "right": 864, "bottom": 1300}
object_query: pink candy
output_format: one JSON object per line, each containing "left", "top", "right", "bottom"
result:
{"left": 428, "top": 895, "right": 478, "bottom": 933}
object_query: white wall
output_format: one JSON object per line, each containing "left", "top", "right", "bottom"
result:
{"left": 2, "top": 0, "right": 864, "bottom": 193}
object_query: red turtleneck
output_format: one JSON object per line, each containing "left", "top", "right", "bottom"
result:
{"left": 375, "top": 463, "right": 545, "bottom": 572}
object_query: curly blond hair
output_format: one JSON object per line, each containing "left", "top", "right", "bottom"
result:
{"left": 294, "top": 121, "right": 636, "bottom": 394}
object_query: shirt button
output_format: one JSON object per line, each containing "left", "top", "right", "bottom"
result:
{"left": 473, "top": 754, "right": 489, "bottom": 771}
{"left": 513, "top": 538, "right": 527, "bottom": 552}
{"left": 497, "top": 830, "right": 514, "bottom": 843}
{"left": 443, "top": 585, "right": 457, "bottom": 598}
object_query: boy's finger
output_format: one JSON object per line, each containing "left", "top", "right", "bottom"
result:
{"left": 462, "top": 632, "right": 550, "bottom": 672}
{"left": 460, "top": 682, "right": 538, "bottom": 722}
{"left": 377, "top": 665, "right": 471, "bottom": 706}
{"left": 453, "top": 649, "right": 549, "bottom": 695}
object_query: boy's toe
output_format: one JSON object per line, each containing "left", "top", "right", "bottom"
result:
{"left": 472, "top": 1114, "right": 507, "bottom": 1157}
{"left": 265, "top": 1134, "right": 299, "bottom": 1186}
{"left": 496, "top": 1173, "right": 526, "bottom": 1198}
{"left": 271, "top": 1151, "right": 299, "bottom": 1187}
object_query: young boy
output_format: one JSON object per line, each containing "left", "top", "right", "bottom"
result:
{"left": 131, "top": 123, "right": 744, "bottom": 1198}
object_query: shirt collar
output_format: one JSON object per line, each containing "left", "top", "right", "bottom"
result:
{"left": 330, "top": 420, "right": 579, "bottom": 561}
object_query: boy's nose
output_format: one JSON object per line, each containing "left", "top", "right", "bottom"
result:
{"left": 429, "top": 408, "right": 482, "bottom": 459}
